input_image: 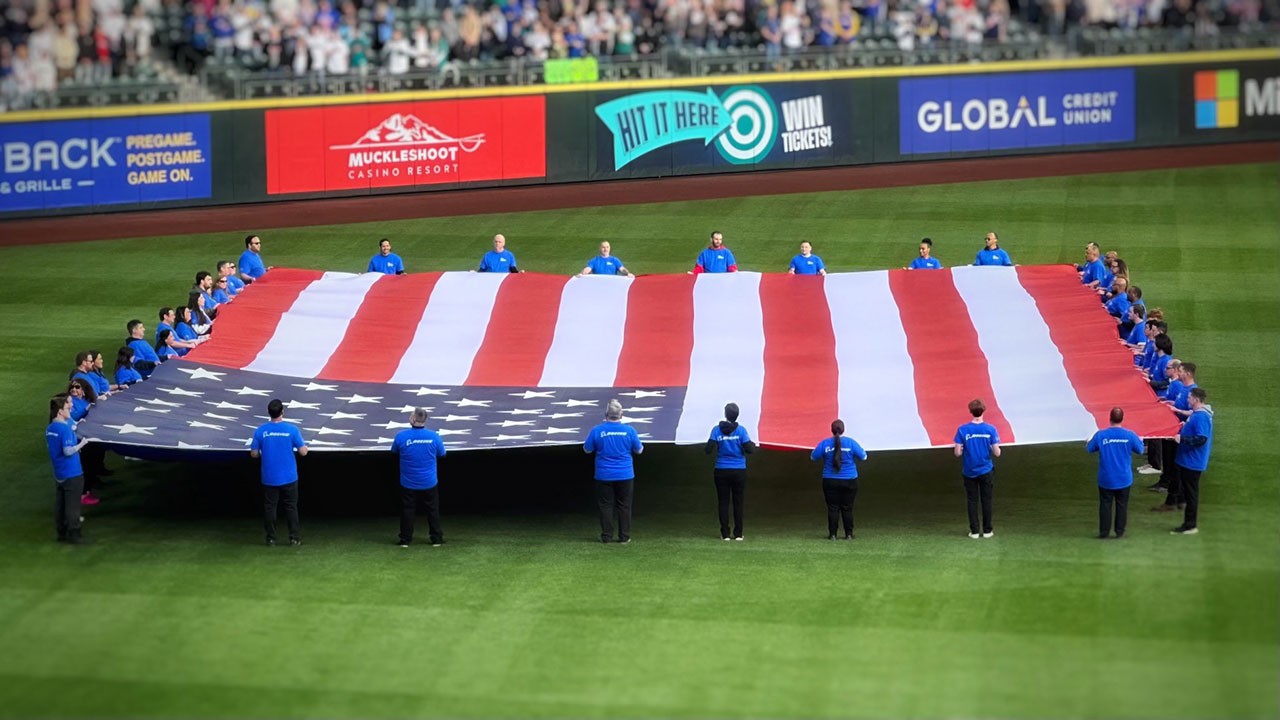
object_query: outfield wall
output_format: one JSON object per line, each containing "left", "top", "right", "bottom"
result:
{"left": 1, "top": 50, "right": 1276, "bottom": 218}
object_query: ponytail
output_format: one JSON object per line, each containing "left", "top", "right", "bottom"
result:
{"left": 831, "top": 419, "right": 845, "bottom": 471}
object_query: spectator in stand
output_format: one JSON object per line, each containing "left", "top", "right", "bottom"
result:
{"left": 908, "top": 237, "right": 943, "bottom": 269}
{"left": 239, "top": 235, "right": 270, "bottom": 283}
{"left": 382, "top": 27, "right": 412, "bottom": 74}
{"left": 692, "top": 231, "right": 737, "bottom": 274}
{"left": 974, "top": 232, "right": 1013, "bottom": 266}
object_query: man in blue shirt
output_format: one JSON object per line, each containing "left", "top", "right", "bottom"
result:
{"left": 810, "top": 419, "right": 868, "bottom": 540}
{"left": 250, "top": 398, "right": 309, "bottom": 546}
{"left": 584, "top": 399, "right": 643, "bottom": 543}
{"left": 125, "top": 319, "right": 161, "bottom": 378}
{"left": 788, "top": 241, "right": 826, "bottom": 276}
{"left": 238, "top": 234, "right": 271, "bottom": 284}
{"left": 973, "top": 232, "right": 1013, "bottom": 266}
{"left": 705, "top": 402, "right": 756, "bottom": 541}
{"left": 1123, "top": 304, "right": 1147, "bottom": 353}
{"left": 1079, "top": 243, "right": 1106, "bottom": 286}
{"left": 1086, "top": 407, "right": 1145, "bottom": 539}
{"left": 692, "top": 232, "right": 737, "bottom": 274}
{"left": 368, "top": 238, "right": 406, "bottom": 275}
{"left": 954, "top": 398, "right": 1002, "bottom": 538}
{"left": 579, "top": 240, "right": 632, "bottom": 277}
{"left": 194, "top": 271, "right": 219, "bottom": 319}
{"left": 477, "top": 233, "right": 520, "bottom": 273}
{"left": 907, "top": 237, "right": 943, "bottom": 270}
{"left": 391, "top": 408, "right": 447, "bottom": 547}
{"left": 1171, "top": 388, "right": 1213, "bottom": 535}
{"left": 1105, "top": 277, "right": 1131, "bottom": 318}
{"left": 155, "top": 307, "right": 198, "bottom": 356}
{"left": 1154, "top": 362, "right": 1200, "bottom": 513}
{"left": 218, "top": 260, "right": 245, "bottom": 296}
{"left": 46, "top": 393, "right": 90, "bottom": 544}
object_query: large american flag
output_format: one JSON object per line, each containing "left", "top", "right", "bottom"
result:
{"left": 79, "top": 266, "right": 1181, "bottom": 454}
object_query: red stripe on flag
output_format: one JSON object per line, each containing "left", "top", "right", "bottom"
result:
{"left": 465, "top": 274, "right": 569, "bottom": 386}
{"left": 757, "top": 275, "right": 839, "bottom": 447}
{"left": 1016, "top": 265, "right": 1182, "bottom": 438}
{"left": 184, "top": 269, "right": 324, "bottom": 369}
{"left": 316, "top": 272, "right": 442, "bottom": 383}
{"left": 614, "top": 275, "right": 696, "bottom": 387}
{"left": 888, "top": 270, "right": 1015, "bottom": 446}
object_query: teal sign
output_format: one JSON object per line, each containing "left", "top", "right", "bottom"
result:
{"left": 595, "top": 87, "right": 780, "bottom": 170}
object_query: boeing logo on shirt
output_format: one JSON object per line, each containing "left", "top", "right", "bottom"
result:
{"left": 262, "top": 430, "right": 295, "bottom": 439}
{"left": 962, "top": 433, "right": 993, "bottom": 441}
{"left": 404, "top": 438, "right": 437, "bottom": 446}
{"left": 599, "top": 431, "right": 631, "bottom": 438}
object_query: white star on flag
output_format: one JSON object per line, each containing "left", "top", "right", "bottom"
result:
{"left": 386, "top": 405, "right": 430, "bottom": 413}
{"left": 483, "top": 434, "right": 531, "bottom": 441}
{"left": 232, "top": 437, "right": 253, "bottom": 446}
{"left": 618, "top": 390, "right": 666, "bottom": 399}
{"left": 229, "top": 386, "right": 270, "bottom": 396}
{"left": 188, "top": 420, "right": 225, "bottom": 430}
{"left": 620, "top": 417, "right": 652, "bottom": 424}
{"left": 625, "top": 406, "right": 661, "bottom": 413}
{"left": 204, "top": 413, "right": 237, "bottom": 421}
{"left": 404, "top": 387, "right": 450, "bottom": 396}
{"left": 178, "top": 367, "right": 227, "bottom": 381}
{"left": 438, "top": 428, "right": 472, "bottom": 436}
{"left": 544, "top": 412, "right": 584, "bottom": 419}
{"left": 498, "top": 409, "right": 543, "bottom": 415}
{"left": 445, "top": 398, "right": 491, "bottom": 408}
{"left": 435, "top": 415, "right": 478, "bottom": 423}
{"left": 372, "top": 421, "right": 411, "bottom": 430}
{"left": 509, "top": 390, "right": 555, "bottom": 399}
{"left": 177, "top": 441, "right": 212, "bottom": 449}
{"left": 362, "top": 437, "right": 395, "bottom": 444}
{"left": 486, "top": 420, "right": 535, "bottom": 428}
{"left": 104, "top": 423, "right": 157, "bottom": 435}
{"left": 552, "top": 399, "right": 597, "bottom": 407}
{"left": 134, "top": 407, "right": 171, "bottom": 414}
{"left": 141, "top": 398, "right": 184, "bottom": 407}
{"left": 284, "top": 400, "right": 321, "bottom": 410}
{"left": 316, "top": 427, "right": 353, "bottom": 436}
{"left": 158, "top": 387, "right": 203, "bottom": 397}
{"left": 534, "top": 427, "right": 580, "bottom": 435}
{"left": 254, "top": 416, "right": 302, "bottom": 424}
{"left": 204, "top": 401, "right": 252, "bottom": 411}
{"left": 336, "top": 394, "right": 382, "bottom": 404}
{"left": 292, "top": 382, "right": 338, "bottom": 392}
{"left": 308, "top": 439, "right": 346, "bottom": 446}
{"left": 319, "top": 411, "right": 368, "bottom": 420}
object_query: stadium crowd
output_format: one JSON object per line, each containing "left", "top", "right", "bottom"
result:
{"left": 3, "top": 0, "right": 1275, "bottom": 108}
{"left": 47, "top": 231, "right": 1213, "bottom": 547}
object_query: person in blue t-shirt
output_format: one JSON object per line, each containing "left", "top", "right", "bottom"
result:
{"left": 476, "top": 233, "right": 520, "bottom": 273}
{"left": 579, "top": 241, "right": 632, "bottom": 277}
{"left": 1086, "top": 407, "right": 1145, "bottom": 539}
{"left": 46, "top": 394, "right": 90, "bottom": 543}
{"left": 114, "top": 346, "right": 143, "bottom": 387}
{"left": 1079, "top": 243, "right": 1106, "bottom": 287}
{"left": 954, "top": 398, "right": 1002, "bottom": 538}
{"left": 238, "top": 234, "right": 271, "bottom": 284}
{"left": 368, "top": 238, "right": 406, "bottom": 275}
{"left": 583, "top": 399, "right": 643, "bottom": 543}
{"left": 973, "top": 232, "right": 1013, "bottom": 266}
{"left": 810, "top": 419, "right": 867, "bottom": 540}
{"left": 907, "top": 237, "right": 943, "bottom": 269}
{"left": 692, "top": 231, "right": 738, "bottom": 274}
{"left": 218, "top": 260, "right": 245, "bottom": 296}
{"left": 1105, "top": 277, "right": 1131, "bottom": 318}
{"left": 211, "top": 275, "right": 234, "bottom": 305}
{"left": 156, "top": 307, "right": 198, "bottom": 356}
{"left": 1144, "top": 333, "right": 1173, "bottom": 390}
{"left": 788, "top": 241, "right": 826, "bottom": 276}
{"left": 70, "top": 350, "right": 113, "bottom": 397}
{"left": 250, "top": 399, "right": 309, "bottom": 546}
{"left": 705, "top": 402, "right": 756, "bottom": 541}
{"left": 391, "top": 408, "right": 447, "bottom": 547}
{"left": 1171, "top": 388, "right": 1213, "bottom": 535}
{"left": 1123, "top": 304, "right": 1147, "bottom": 352}
{"left": 194, "top": 271, "right": 220, "bottom": 320}
{"left": 1156, "top": 363, "right": 1200, "bottom": 512}
{"left": 125, "top": 319, "right": 161, "bottom": 378}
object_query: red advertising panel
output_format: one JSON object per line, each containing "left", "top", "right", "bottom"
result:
{"left": 264, "top": 95, "right": 546, "bottom": 194}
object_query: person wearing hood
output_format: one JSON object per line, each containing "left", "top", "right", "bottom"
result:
{"left": 1170, "top": 388, "right": 1213, "bottom": 536}
{"left": 705, "top": 402, "right": 756, "bottom": 541}
{"left": 584, "top": 399, "right": 644, "bottom": 544}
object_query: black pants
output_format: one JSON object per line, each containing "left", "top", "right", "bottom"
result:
{"left": 713, "top": 468, "right": 746, "bottom": 539}
{"left": 1162, "top": 441, "right": 1182, "bottom": 504}
{"left": 821, "top": 478, "right": 858, "bottom": 537}
{"left": 54, "top": 475, "right": 84, "bottom": 540}
{"left": 1099, "top": 486, "right": 1130, "bottom": 537}
{"left": 400, "top": 486, "right": 443, "bottom": 545}
{"left": 963, "top": 473, "right": 994, "bottom": 534}
{"left": 263, "top": 481, "right": 300, "bottom": 542}
{"left": 1145, "top": 440, "right": 1162, "bottom": 471}
{"left": 596, "top": 480, "right": 633, "bottom": 542}
{"left": 82, "top": 443, "right": 106, "bottom": 492}
{"left": 1179, "top": 465, "right": 1202, "bottom": 529}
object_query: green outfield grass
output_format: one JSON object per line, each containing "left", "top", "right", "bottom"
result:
{"left": 0, "top": 162, "right": 1276, "bottom": 719}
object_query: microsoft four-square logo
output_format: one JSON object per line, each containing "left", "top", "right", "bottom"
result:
{"left": 1194, "top": 69, "right": 1239, "bottom": 129}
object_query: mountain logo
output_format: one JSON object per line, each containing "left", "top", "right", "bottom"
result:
{"left": 330, "top": 113, "right": 486, "bottom": 152}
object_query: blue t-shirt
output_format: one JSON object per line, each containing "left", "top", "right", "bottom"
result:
{"left": 1086, "top": 426, "right": 1145, "bottom": 489}
{"left": 1173, "top": 382, "right": 1197, "bottom": 412}
{"left": 1097, "top": 268, "right": 1115, "bottom": 291}
{"left": 696, "top": 247, "right": 737, "bottom": 273}
{"left": 909, "top": 256, "right": 943, "bottom": 270}
{"left": 250, "top": 421, "right": 306, "bottom": 486}
{"left": 810, "top": 436, "right": 867, "bottom": 480}
{"left": 1149, "top": 354, "right": 1171, "bottom": 383}
{"left": 1175, "top": 407, "right": 1213, "bottom": 471}
{"left": 115, "top": 366, "right": 143, "bottom": 386}
{"left": 212, "top": 288, "right": 232, "bottom": 305}
{"left": 368, "top": 252, "right": 405, "bottom": 275}
{"left": 974, "top": 248, "right": 1013, "bottom": 266}
{"left": 584, "top": 421, "right": 643, "bottom": 481}
{"left": 955, "top": 421, "right": 1001, "bottom": 477}
{"left": 391, "top": 426, "right": 446, "bottom": 489}
{"left": 70, "top": 396, "right": 91, "bottom": 422}
{"left": 1105, "top": 293, "right": 1131, "bottom": 318}
{"left": 73, "top": 370, "right": 110, "bottom": 396}
{"left": 708, "top": 424, "right": 752, "bottom": 470}
{"left": 201, "top": 290, "right": 219, "bottom": 316}
{"left": 1081, "top": 258, "right": 1106, "bottom": 286}
{"left": 789, "top": 254, "right": 825, "bottom": 275}
{"left": 1126, "top": 321, "right": 1147, "bottom": 347}
{"left": 129, "top": 338, "right": 160, "bottom": 365}
{"left": 586, "top": 256, "right": 626, "bottom": 275}
{"left": 176, "top": 322, "right": 199, "bottom": 342}
{"left": 226, "top": 275, "right": 245, "bottom": 294}
{"left": 1163, "top": 379, "right": 1185, "bottom": 402}
{"left": 157, "top": 344, "right": 180, "bottom": 361}
{"left": 46, "top": 420, "right": 82, "bottom": 481}
{"left": 155, "top": 322, "right": 174, "bottom": 347}
{"left": 478, "top": 250, "right": 517, "bottom": 273}
{"left": 239, "top": 249, "right": 267, "bottom": 279}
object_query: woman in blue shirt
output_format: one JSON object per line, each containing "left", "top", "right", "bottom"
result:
{"left": 114, "top": 346, "right": 143, "bottom": 387}
{"left": 156, "top": 330, "right": 180, "bottom": 361}
{"left": 66, "top": 379, "right": 95, "bottom": 422}
{"left": 811, "top": 419, "right": 868, "bottom": 540}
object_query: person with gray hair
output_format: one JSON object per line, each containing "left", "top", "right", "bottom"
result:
{"left": 705, "top": 402, "right": 755, "bottom": 541}
{"left": 391, "top": 407, "right": 447, "bottom": 547}
{"left": 584, "top": 398, "right": 644, "bottom": 544}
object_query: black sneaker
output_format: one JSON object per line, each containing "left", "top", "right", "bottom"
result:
{"left": 1170, "top": 526, "right": 1199, "bottom": 535}
{"left": 396, "top": 539, "right": 411, "bottom": 548}
{"left": 619, "top": 538, "right": 631, "bottom": 545}
{"left": 843, "top": 533, "right": 854, "bottom": 540}
{"left": 828, "top": 534, "right": 837, "bottom": 541}
{"left": 289, "top": 538, "right": 302, "bottom": 547}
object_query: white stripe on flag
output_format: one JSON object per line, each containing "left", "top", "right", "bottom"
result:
{"left": 675, "top": 272, "right": 765, "bottom": 443}
{"left": 825, "top": 272, "right": 932, "bottom": 450}
{"left": 245, "top": 272, "right": 380, "bottom": 378}
{"left": 951, "top": 266, "right": 1098, "bottom": 444}
{"left": 390, "top": 271, "right": 508, "bottom": 385}
{"left": 538, "top": 275, "right": 634, "bottom": 387}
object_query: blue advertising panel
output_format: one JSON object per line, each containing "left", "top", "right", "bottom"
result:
{"left": 0, "top": 113, "right": 212, "bottom": 212}
{"left": 592, "top": 82, "right": 849, "bottom": 177}
{"left": 898, "top": 69, "right": 1135, "bottom": 155}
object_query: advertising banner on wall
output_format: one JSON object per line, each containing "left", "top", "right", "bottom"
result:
{"left": 591, "top": 81, "right": 850, "bottom": 176}
{"left": 0, "top": 113, "right": 211, "bottom": 213}
{"left": 264, "top": 96, "right": 546, "bottom": 194}
{"left": 898, "top": 69, "right": 1135, "bottom": 154}
{"left": 1179, "top": 62, "right": 1280, "bottom": 136}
